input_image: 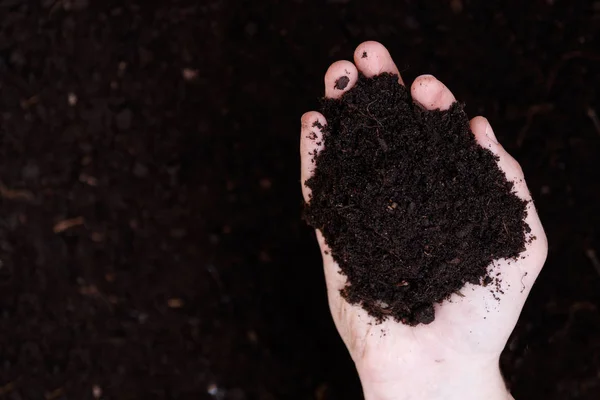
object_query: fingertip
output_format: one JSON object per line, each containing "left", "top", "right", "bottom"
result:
{"left": 411, "top": 74, "right": 456, "bottom": 111}
{"left": 301, "top": 111, "right": 319, "bottom": 126}
{"left": 469, "top": 116, "right": 489, "bottom": 131}
{"left": 353, "top": 40, "right": 383, "bottom": 62}
{"left": 470, "top": 116, "right": 493, "bottom": 148}
{"left": 353, "top": 41, "right": 403, "bottom": 83}
{"left": 325, "top": 61, "right": 359, "bottom": 99}
{"left": 301, "top": 111, "right": 326, "bottom": 134}
{"left": 470, "top": 116, "right": 530, "bottom": 202}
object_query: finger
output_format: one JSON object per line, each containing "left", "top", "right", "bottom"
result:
{"left": 353, "top": 41, "right": 403, "bottom": 84}
{"left": 300, "top": 111, "right": 327, "bottom": 203}
{"left": 316, "top": 230, "right": 347, "bottom": 295}
{"left": 299, "top": 115, "right": 347, "bottom": 302}
{"left": 324, "top": 60, "right": 359, "bottom": 99}
{"left": 410, "top": 74, "right": 456, "bottom": 111}
{"left": 300, "top": 113, "right": 346, "bottom": 301}
{"left": 469, "top": 116, "right": 548, "bottom": 273}
{"left": 469, "top": 117, "right": 528, "bottom": 200}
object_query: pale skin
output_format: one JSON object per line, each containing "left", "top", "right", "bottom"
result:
{"left": 300, "top": 41, "right": 548, "bottom": 400}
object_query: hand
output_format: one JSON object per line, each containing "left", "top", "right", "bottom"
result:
{"left": 300, "top": 41, "right": 547, "bottom": 400}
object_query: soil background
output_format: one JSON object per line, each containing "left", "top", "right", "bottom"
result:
{"left": 0, "top": 0, "right": 599, "bottom": 399}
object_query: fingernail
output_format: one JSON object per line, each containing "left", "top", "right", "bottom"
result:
{"left": 485, "top": 120, "right": 498, "bottom": 144}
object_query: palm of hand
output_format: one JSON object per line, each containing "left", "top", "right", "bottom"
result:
{"left": 300, "top": 41, "right": 547, "bottom": 389}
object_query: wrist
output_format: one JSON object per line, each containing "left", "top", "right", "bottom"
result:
{"left": 357, "top": 355, "right": 511, "bottom": 400}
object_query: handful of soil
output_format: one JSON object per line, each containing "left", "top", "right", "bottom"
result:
{"left": 303, "top": 73, "right": 529, "bottom": 325}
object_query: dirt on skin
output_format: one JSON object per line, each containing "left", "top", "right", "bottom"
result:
{"left": 304, "top": 73, "right": 529, "bottom": 325}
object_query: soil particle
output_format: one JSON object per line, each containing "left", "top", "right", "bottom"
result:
{"left": 334, "top": 76, "right": 350, "bottom": 90}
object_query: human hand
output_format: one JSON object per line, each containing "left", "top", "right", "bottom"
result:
{"left": 300, "top": 41, "right": 547, "bottom": 400}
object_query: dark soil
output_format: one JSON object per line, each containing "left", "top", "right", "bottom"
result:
{"left": 1, "top": 1, "right": 599, "bottom": 400}
{"left": 304, "top": 73, "right": 529, "bottom": 325}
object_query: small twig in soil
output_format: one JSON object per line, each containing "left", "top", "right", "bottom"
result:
{"left": 45, "top": 387, "right": 65, "bottom": 400}
{"left": 167, "top": 298, "right": 185, "bottom": 308}
{"left": 584, "top": 248, "right": 600, "bottom": 277}
{"left": 53, "top": 216, "right": 85, "bottom": 233}
{"left": 79, "top": 173, "right": 98, "bottom": 186}
{"left": 20, "top": 95, "right": 39, "bottom": 109}
{"left": 0, "top": 182, "right": 34, "bottom": 202}
{"left": 586, "top": 107, "right": 600, "bottom": 136}
{"left": 0, "top": 382, "right": 15, "bottom": 396}
{"left": 502, "top": 219, "right": 509, "bottom": 236}
{"left": 366, "top": 101, "right": 383, "bottom": 126}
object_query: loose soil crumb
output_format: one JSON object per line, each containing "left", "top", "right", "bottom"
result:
{"left": 304, "top": 73, "right": 529, "bottom": 325}
{"left": 334, "top": 76, "right": 350, "bottom": 90}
